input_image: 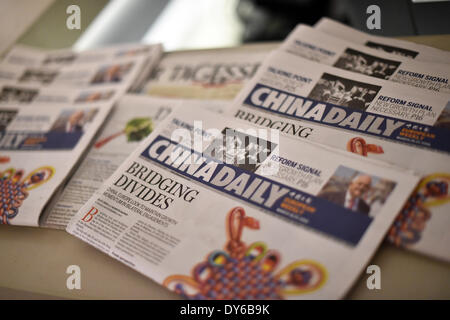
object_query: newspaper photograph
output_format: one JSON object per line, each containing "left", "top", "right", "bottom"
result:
{"left": 41, "top": 95, "right": 227, "bottom": 229}
{"left": 315, "top": 18, "right": 450, "bottom": 64}
{"left": 281, "top": 25, "right": 450, "bottom": 94}
{"left": 66, "top": 107, "right": 419, "bottom": 299}
{"left": 139, "top": 49, "right": 267, "bottom": 100}
{"left": 226, "top": 50, "right": 450, "bottom": 261}
{"left": 0, "top": 100, "right": 114, "bottom": 226}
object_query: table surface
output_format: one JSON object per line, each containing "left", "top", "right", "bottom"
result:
{"left": 1, "top": 33, "right": 450, "bottom": 300}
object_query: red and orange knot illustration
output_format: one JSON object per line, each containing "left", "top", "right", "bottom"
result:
{"left": 0, "top": 162, "right": 54, "bottom": 224}
{"left": 163, "top": 207, "right": 327, "bottom": 299}
{"left": 388, "top": 173, "right": 449, "bottom": 246}
{"left": 0, "top": 156, "right": 10, "bottom": 164}
{"left": 347, "top": 137, "right": 384, "bottom": 157}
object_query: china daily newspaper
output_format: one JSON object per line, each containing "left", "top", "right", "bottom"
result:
{"left": 314, "top": 18, "right": 450, "bottom": 64}
{"left": 226, "top": 50, "right": 450, "bottom": 261}
{"left": 282, "top": 24, "right": 450, "bottom": 94}
{"left": 66, "top": 107, "right": 419, "bottom": 299}
{"left": 41, "top": 95, "right": 227, "bottom": 229}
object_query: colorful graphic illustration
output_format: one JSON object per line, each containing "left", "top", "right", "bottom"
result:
{"left": 388, "top": 173, "right": 450, "bottom": 246}
{"left": 163, "top": 207, "right": 327, "bottom": 299}
{"left": 0, "top": 163, "right": 54, "bottom": 224}
{"left": 347, "top": 137, "right": 384, "bottom": 157}
{"left": 94, "top": 117, "right": 154, "bottom": 148}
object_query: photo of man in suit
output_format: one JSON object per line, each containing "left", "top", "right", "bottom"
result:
{"left": 320, "top": 174, "right": 372, "bottom": 215}
{"left": 50, "top": 109, "right": 98, "bottom": 134}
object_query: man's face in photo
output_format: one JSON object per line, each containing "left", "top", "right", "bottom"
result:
{"left": 349, "top": 175, "right": 372, "bottom": 199}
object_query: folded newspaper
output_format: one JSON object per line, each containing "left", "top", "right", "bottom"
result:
{"left": 315, "top": 17, "right": 450, "bottom": 64}
{"left": 138, "top": 49, "right": 267, "bottom": 100}
{"left": 225, "top": 50, "right": 450, "bottom": 261}
{"left": 282, "top": 25, "right": 450, "bottom": 94}
{"left": 41, "top": 95, "right": 227, "bottom": 229}
{"left": 0, "top": 100, "right": 113, "bottom": 226}
{"left": 0, "top": 44, "right": 163, "bottom": 227}
{"left": 0, "top": 55, "right": 149, "bottom": 93}
{"left": 1, "top": 43, "right": 163, "bottom": 92}
{"left": 66, "top": 106, "right": 419, "bottom": 299}
{"left": 0, "top": 43, "right": 163, "bottom": 105}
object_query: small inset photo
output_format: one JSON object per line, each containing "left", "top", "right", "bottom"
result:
{"left": 435, "top": 101, "right": 450, "bottom": 130}
{"left": 0, "top": 109, "right": 18, "bottom": 131}
{"left": 318, "top": 165, "right": 396, "bottom": 217}
{"left": 308, "top": 72, "right": 381, "bottom": 111}
{"left": 50, "top": 109, "right": 98, "bottom": 133}
{"left": 203, "top": 127, "right": 277, "bottom": 173}
{"left": 19, "top": 69, "right": 58, "bottom": 84}
{"left": 334, "top": 48, "right": 401, "bottom": 80}
{"left": 74, "top": 90, "right": 114, "bottom": 103}
{"left": 365, "top": 41, "right": 419, "bottom": 59}
{"left": 90, "top": 62, "right": 134, "bottom": 84}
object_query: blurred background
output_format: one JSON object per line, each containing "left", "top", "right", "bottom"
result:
{"left": 1, "top": 0, "right": 450, "bottom": 52}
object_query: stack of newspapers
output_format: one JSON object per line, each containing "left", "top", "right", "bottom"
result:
{"left": 1, "top": 18, "right": 449, "bottom": 299}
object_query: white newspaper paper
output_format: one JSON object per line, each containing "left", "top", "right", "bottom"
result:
{"left": 66, "top": 107, "right": 419, "bottom": 299}
{"left": 0, "top": 81, "right": 124, "bottom": 105}
{"left": 0, "top": 100, "right": 113, "bottom": 226}
{"left": 315, "top": 18, "right": 450, "bottom": 64}
{"left": 0, "top": 55, "right": 148, "bottom": 92}
{"left": 41, "top": 95, "right": 227, "bottom": 229}
{"left": 139, "top": 50, "right": 267, "bottom": 100}
{"left": 282, "top": 25, "right": 450, "bottom": 94}
{"left": 226, "top": 50, "right": 450, "bottom": 261}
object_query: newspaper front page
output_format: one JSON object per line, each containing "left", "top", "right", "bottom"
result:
{"left": 315, "top": 18, "right": 450, "bottom": 64}
{"left": 66, "top": 107, "right": 419, "bottom": 299}
{"left": 282, "top": 25, "right": 450, "bottom": 94}
{"left": 225, "top": 50, "right": 450, "bottom": 261}
{"left": 0, "top": 100, "right": 113, "bottom": 226}
{"left": 41, "top": 95, "right": 227, "bottom": 229}
{"left": 139, "top": 50, "right": 268, "bottom": 100}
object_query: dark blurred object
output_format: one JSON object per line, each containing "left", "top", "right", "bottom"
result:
{"left": 332, "top": 0, "right": 450, "bottom": 36}
{"left": 237, "top": 0, "right": 450, "bottom": 42}
{"left": 237, "top": 0, "right": 331, "bottom": 42}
